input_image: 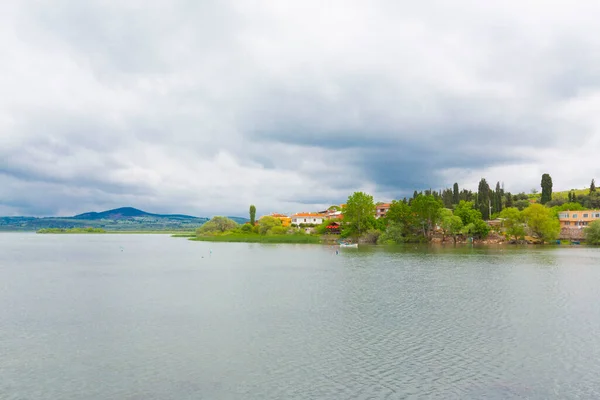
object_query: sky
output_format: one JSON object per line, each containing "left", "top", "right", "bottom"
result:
{"left": 1, "top": 0, "right": 600, "bottom": 217}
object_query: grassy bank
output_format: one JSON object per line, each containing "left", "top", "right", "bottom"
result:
{"left": 191, "top": 234, "right": 322, "bottom": 244}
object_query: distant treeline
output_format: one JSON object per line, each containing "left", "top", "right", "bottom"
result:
{"left": 37, "top": 227, "right": 107, "bottom": 234}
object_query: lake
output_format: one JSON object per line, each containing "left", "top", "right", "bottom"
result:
{"left": 1, "top": 233, "right": 600, "bottom": 399}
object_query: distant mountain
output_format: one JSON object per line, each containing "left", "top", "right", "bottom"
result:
{"left": 227, "top": 216, "right": 250, "bottom": 224}
{"left": 74, "top": 207, "right": 198, "bottom": 220}
{"left": 0, "top": 207, "right": 249, "bottom": 232}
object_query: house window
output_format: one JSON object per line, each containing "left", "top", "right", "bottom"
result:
{"left": 313, "top": 219, "right": 316, "bottom": 222}
{"left": 564, "top": 221, "right": 570, "bottom": 226}
{"left": 304, "top": 219, "right": 307, "bottom": 222}
{"left": 595, "top": 213, "right": 600, "bottom": 218}
{"left": 583, "top": 214, "right": 589, "bottom": 218}
{"left": 573, "top": 214, "right": 578, "bottom": 218}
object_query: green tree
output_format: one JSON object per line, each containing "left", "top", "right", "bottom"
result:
{"left": 499, "top": 207, "right": 525, "bottom": 241}
{"left": 249, "top": 205, "right": 256, "bottom": 225}
{"left": 454, "top": 200, "right": 490, "bottom": 238}
{"left": 257, "top": 216, "right": 282, "bottom": 235}
{"left": 385, "top": 200, "right": 414, "bottom": 235}
{"left": 198, "top": 216, "right": 239, "bottom": 234}
{"left": 585, "top": 220, "right": 600, "bottom": 245}
{"left": 540, "top": 173, "right": 553, "bottom": 204}
{"left": 343, "top": 192, "right": 376, "bottom": 237}
{"left": 377, "top": 222, "right": 406, "bottom": 244}
{"left": 522, "top": 203, "right": 560, "bottom": 242}
{"left": 554, "top": 202, "right": 585, "bottom": 212}
{"left": 440, "top": 212, "right": 463, "bottom": 244}
{"left": 411, "top": 194, "right": 443, "bottom": 239}
{"left": 453, "top": 183, "right": 460, "bottom": 205}
{"left": 590, "top": 179, "right": 596, "bottom": 195}
{"left": 477, "top": 178, "right": 491, "bottom": 220}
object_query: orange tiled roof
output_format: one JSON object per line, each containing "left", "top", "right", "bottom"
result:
{"left": 292, "top": 212, "right": 324, "bottom": 217}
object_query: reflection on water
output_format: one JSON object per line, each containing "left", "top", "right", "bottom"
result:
{"left": 1, "top": 234, "right": 600, "bottom": 399}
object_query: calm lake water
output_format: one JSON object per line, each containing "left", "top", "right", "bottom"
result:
{"left": 2, "top": 233, "right": 600, "bottom": 399}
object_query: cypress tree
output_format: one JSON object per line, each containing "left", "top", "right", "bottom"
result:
{"left": 590, "top": 179, "right": 596, "bottom": 195}
{"left": 540, "top": 173, "right": 553, "bottom": 204}
{"left": 505, "top": 192, "right": 513, "bottom": 208}
{"left": 453, "top": 183, "right": 459, "bottom": 204}
{"left": 249, "top": 205, "right": 256, "bottom": 225}
{"left": 477, "top": 178, "right": 491, "bottom": 220}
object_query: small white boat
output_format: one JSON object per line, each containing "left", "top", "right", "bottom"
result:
{"left": 339, "top": 243, "right": 358, "bottom": 248}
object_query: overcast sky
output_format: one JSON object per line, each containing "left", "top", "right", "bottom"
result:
{"left": 1, "top": 0, "right": 599, "bottom": 217}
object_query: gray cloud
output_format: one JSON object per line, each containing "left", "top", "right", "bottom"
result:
{"left": 1, "top": 0, "right": 600, "bottom": 216}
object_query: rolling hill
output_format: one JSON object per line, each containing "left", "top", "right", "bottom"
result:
{"left": 0, "top": 207, "right": 249, "bottom": 232}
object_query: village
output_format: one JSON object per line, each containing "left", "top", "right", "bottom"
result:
{"left": 261, "top": 203, "right": 600, "bottom": 242}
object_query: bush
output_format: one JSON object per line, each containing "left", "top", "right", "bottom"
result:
{"left": 198, "top": 216, "right": 238, "bottom": 234}
{"left": 258, "top": 216, "right": 282, "bottom": 235}
{"left": 377, "top": 222, "right": 405, "bottom": 244}
{"left": 585, "top": 220, "right": 600, "bottom": 245}
{"left": 240, "top": 223, "right": 253, "bottom": 233}
{"left": 269, "top": 226, "right": 288, "bottom": 235}
{"left": 360, "top": 229, "right": 381, "bottom": 244}
{"left": 522, "top": 204, "right": 560, "bottom": 242}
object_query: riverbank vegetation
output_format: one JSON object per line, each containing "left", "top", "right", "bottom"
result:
{"left": 585, "top": 220, "right": 600, "bottom": 245}
{"left": 37, "top": 227, "right": 106, "bottom": 234}
{"left": 192, "top": 215, "right": 322, "bottom": 243}
{"left": 340, "top": 173, "right": 599, "bottom": 245}
{"left": 191, "top": 173, "right": 599, "bottom": 246}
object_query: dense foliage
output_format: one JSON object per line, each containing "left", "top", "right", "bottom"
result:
{"left": 584, "top": 220, "right": 600, "bottom": 245}
{"left": 197, "top": 216, "right": 239, "bottom": 234}
{"left": 540, "top": 173, "right": 553, "bottom": 204}
{"left": 342, "top": 192, "right": 376, "bottom": 237}
{"left": 37, "top": 227, "right": 106, "bottom": 233}
{"left": 249, "top": 205, "right": 256, "bottom": 226}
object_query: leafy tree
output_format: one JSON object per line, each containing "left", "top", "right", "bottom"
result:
{"left": 554, "top": 202, "right": 585, "bottom": 212}
{"left": 499, "top": 207, "right": 525, "bottom": 241}
{"left": 360, "top": 229, "right": 381, "bottom": 244}
{"left": 258, "top": 216, "right": 282, "bottom": 235}
{"left": 411, "top": 194, "right": 443, "bottom": 239}
{"left": 514, "top": 199, "right": 530, "bottom": 211}
{"left": 585, "top": 220, "right": 600, "bottom": 245}
{"left": 377, "top": 222, "right": 406, "bottom": 244}
{"left": 590, "top": 179, "right": 596, "bottom": 195}
{"left": 249, "top": 205, "right": 256, "bottom": 225}
{"left": 385, "top": 200, "right": 418, "bottom": 239}
{"left": 240, "top": 223, "right": 253, "bottom": 233}
{"left": 522, "top": 204, "right": 560, "bottom": 242}
{"left": 343, "top": 192, "right": 376, "bottom": 237}
{"left": 198, "top": 216, "right": 239, "bottom": 234}
{"left": 453, "top": 183, "right": 460, "bottom": 205}
{"left": 540, "top": 173, "right": 553, "bottom": 204}
{"left": 440, "top": 213, "right": 463, "bottom": 244}
{"left": 454, "top": 200, "right": 490, "bottom": 238}
{"left": 269, "top": 226, "right": 288, "bottom": 235}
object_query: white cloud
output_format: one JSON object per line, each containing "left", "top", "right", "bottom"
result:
{"left": 1, "top": 0, "right": 599, "bottom": 216}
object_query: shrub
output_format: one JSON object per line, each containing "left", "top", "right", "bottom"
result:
{"left": 269, "top": 226, "right": 288, "bottom": 235}
{"left": 360, "top": 229, "right": 381, "bottom": 244}
{"left": 585, "top": 220, "right": 600, "bottom": 245}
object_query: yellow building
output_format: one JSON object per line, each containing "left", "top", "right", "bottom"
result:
{"left": 558, "top": 210, "right": 600, "bottom": 228}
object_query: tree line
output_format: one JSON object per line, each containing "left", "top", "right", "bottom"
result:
{"left": 338, "top": 174, "right": 600, "bottom": 244}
